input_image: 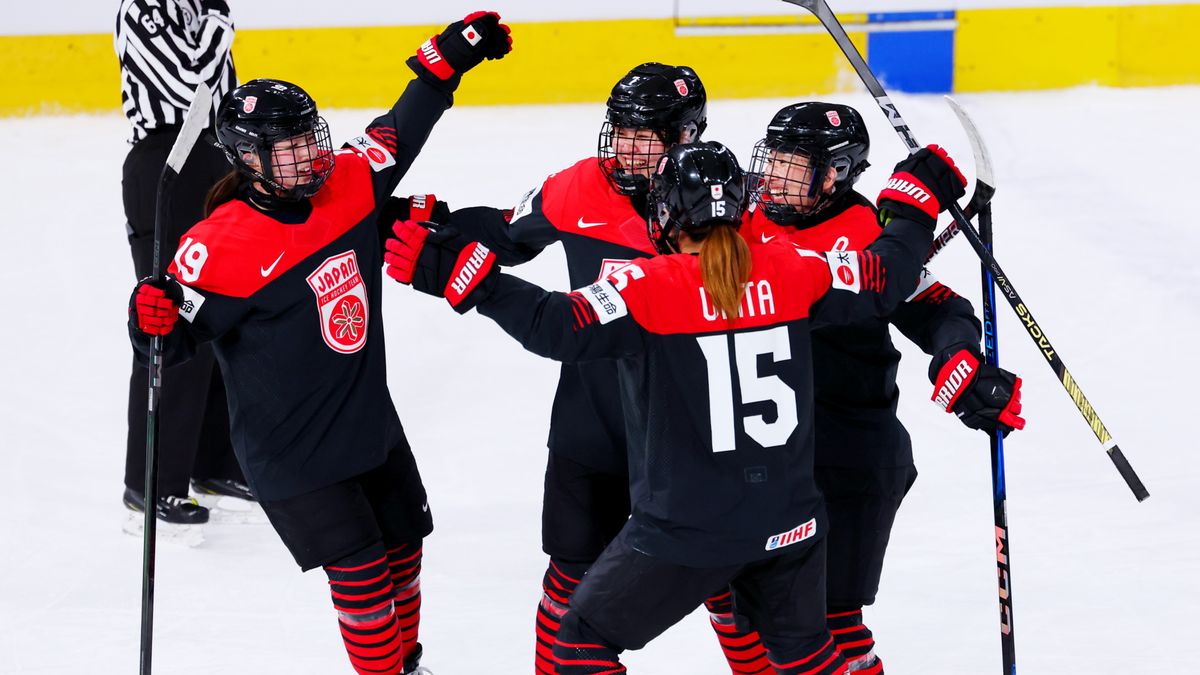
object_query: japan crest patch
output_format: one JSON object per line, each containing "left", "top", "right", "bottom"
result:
{"left": 307, "top": 251, "right": 369, "bottom": 354}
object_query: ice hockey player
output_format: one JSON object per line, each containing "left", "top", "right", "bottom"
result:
{"left": 383, "top": 140, "right": 1017, "bottom": 673}
{"left": 381, "top": 61, "right": 712, "bottom": 674}
{"left": 127, "top": 12, "right": 512, "bottom": 674}
{"left": 738, "top": 102, "right": 1026, "bottom": 673}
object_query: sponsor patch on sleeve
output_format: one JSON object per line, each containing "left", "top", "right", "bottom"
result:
{"left": 177, "top": 284, "right": 207, "bottom": 323}
{"left": 905, "top": 267, "right": 938, "bottom": 302}
{"left": 575, "top": 279, "right": 628, "bottom": 324}
{"left": 510, "top": 185, "right": 540, "bottom": 223}
{"left": 345, "top": 135, "right": 396, "bottom": 172}
{"left": 827, "top": 250, "right": 861, "bottom": 293}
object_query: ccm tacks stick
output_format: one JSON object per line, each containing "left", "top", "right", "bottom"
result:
{"left": 141, "top": 82, "right": 212, "bottom": 675}
{"left": 780, "top": 0, "right": 1149, "bottom": 503}
{"left": 926, "top": 96, "right": 996, "bottom": 263}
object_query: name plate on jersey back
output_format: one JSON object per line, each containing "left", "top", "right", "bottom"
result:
{"left": 306, "top": 251, "right": 369, "bottom": 354}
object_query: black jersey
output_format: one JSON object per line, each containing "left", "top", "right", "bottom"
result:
{"left": 130, "top": 78, "right": 451, "bottom": 501}
{"left": 746, "top": 192, "right": 981, "bottom": 468}
{"left": 474, "top": 216, "right": 934, "bottom": 567}
{"left": 446, "top": 158, "right": 657, "bottom": 473}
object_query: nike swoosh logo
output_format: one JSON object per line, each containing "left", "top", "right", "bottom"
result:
{"left": 761, "top": 234, "right": 776, "bottom": 243}
{"left": 578, "top": 218, "right": 607, "bottom": 229}
{"left": 260, "top": 251, "right": 285, "bottom": 277}
{"left": 421, "top": 502, "right": 429, "bottom": 513}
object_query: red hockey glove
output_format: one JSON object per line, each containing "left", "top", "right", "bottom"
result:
{"left": 385, "top": 219, "right": 498, "bottom": 314}
{"left": 407, "top": 11, "right": 513, "bottom": 83}
{"left": 380, "top": 194, "right": 451, "bottom": 227}
{"left": 131, "top": 277, "right": 183, "bottom": 336}
{"left": 931, "top": 348, "right": 1026, "bottom": 437}
{"left": 877, "top": 145, "right": 967, "bottom": 230}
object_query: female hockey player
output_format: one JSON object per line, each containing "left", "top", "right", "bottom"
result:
{"left": 384, "top": 141, "right": 1020, "bottom": 673}
{"left": 127, "top": 12, "right": 512, "bottom": 674}
{"left": 383, "top": 61, "right": 711, "bottom": 674}
{"left": 735, "top": 102, "right": 1026, "bottom": 674}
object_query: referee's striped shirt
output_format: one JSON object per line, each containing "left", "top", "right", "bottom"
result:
{"left": 114, "top": 0, "right": 236, "bottom": 143}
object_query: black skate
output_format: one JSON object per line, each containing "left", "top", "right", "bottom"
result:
{"left": 123, "top": 487, "right": 210, "bottom": 524}
{"left": 404, "top": 643, "right": 432, "bottom": 674}
{"left": 191, "top": 478, "right": 255, "bottom": 502}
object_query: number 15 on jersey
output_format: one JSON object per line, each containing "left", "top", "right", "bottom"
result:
{"left": 697, "top": 325, "right": 799, "bottom": 453}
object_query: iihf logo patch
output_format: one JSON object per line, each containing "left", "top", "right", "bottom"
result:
{"left": 826, "top": 110, "right": 841, "bottom": 126}
{"left": 765, "top": 518, "right": 817, "bottom": 551}
{"left": 710, "top": 184, "right": 724, "bottom": 200}
{"left": 242, "top": 96, "right": 258, "bottom": 114}
{"left": 674, "top": 79, "right": 689, "bottom": 96}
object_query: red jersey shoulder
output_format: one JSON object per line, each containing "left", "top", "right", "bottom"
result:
{"left": 748, "top": 202, "right": 880, "bottom": 251}
{"left": 541, "top": 157, "right": 655, "bottom": 254}
{"left": 606, "top": 245, "right": 820, "bottom": 336}
{"left": 168, "top": 202, "right": 288, "bottom": 298}
{"left": 167, "top": 155, "right": 376, "bottom": 299}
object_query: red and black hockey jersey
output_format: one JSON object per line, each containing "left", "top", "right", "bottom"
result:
{"left": 446, "top": 157, "right": 657, "bottom": 473}
{"left": 129, "top": 78, "right": 451, "bottom": 501}
{"left": 474, "top": 215, "right": 934, "bottom": 567}
{"left": 745, "top": 191, "right": 980, "bottom": 468}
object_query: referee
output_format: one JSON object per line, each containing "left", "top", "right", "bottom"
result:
{"left": 116, "top": 0, "right": 249, "bottom": 524}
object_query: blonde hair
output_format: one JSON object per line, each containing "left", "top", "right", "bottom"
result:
{"left": 698, "top": 224, "right": 752, "bottom": 318}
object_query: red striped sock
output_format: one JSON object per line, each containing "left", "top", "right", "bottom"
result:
{"left": 535, "top": 560, "right": 584, "bottom": 675}
{"left": 325, "top": 543, "right": 404, "bottom": 675}
{"left": 826, "top": 608, "right": 876, "bottom": 663}
{"left": 769, "top": 636, "right": 848, "bottom": 675}
{"left": 386, "top": 541, "right": 423, "bottom": 665}
{"left": 553, "top": 613, "right": 626, "bottom": 675}
{"left": 704, "top": 591, "right": 772, "bottom": 674}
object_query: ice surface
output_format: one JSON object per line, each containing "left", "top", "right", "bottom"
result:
{"left": 1, "top": 86, "right": 1197, "bottom": 674}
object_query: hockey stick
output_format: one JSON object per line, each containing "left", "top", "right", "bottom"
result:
{"left": 926, "top": 97, "right": 995, "bottom": 263}
{"left": 979, "top": 202, "right": 1017, "bottom": 673}
{"left": 781, "top": 0, "right": 1149, "bottom": 502}
{"left": 141, "top": 82, "right": 212, "bottom": 675}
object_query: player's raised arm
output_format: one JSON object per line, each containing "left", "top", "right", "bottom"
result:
{"left": 383, "top": 220, "right": 645, "bottom": 362}
{"left": 348, "top": 12, "right": 513, "bottom": 203}
{"left": 807, "top": 145, "right": 966, "bottom": 326}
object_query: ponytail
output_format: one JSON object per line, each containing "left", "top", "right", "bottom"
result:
{"left": 698, "top": 224, "right": 752, "bottom": 319}
{"left": 204, "top": 170, "right": 244, "bottom": 217}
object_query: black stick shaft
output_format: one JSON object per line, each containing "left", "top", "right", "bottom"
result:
{"left": 980, "top": 205, "right": 1017, "bottom": 674}
{"left": 782, "top": 0, "right": 1149, "bottom": 502}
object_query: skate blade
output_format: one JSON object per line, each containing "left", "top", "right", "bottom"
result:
{"left": 122, "top": 513, "right": 206, "bottom": 547}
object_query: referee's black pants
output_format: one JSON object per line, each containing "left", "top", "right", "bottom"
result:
{"left": 122, "top": 128, "right": 242, "bottom": 498}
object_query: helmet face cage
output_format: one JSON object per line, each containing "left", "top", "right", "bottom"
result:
{"left": 599, "top": 63, "right": 707, "bottom": 196}
{"left": 228, "top": 116, "right": 334, "bottom": 201}
{"left": 749, "top": 139, "right": 835, "bottom": 222}
{"left": 598, "top": 121, "right": 685, "bottom": 197}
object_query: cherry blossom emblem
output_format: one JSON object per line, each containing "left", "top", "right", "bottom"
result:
{"left": 307, "top": 251, "right": 369, "bottom": 354}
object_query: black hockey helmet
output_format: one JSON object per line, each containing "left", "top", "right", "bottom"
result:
{"left": 749, "top": 102, "right": 870, "bottom": 223}
{"left": 215, "top": 79, "right": 335, "bottom": 201}
{"left": 648, "top": 141, "right": 746, "bottom": 255}
{"left": 599, "top": 62, "right": 708, "bottom": 196}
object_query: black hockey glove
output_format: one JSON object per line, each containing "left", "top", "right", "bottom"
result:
{"left": 930, "top": 347, "right": 1026, "bottom": 437}
{"left": 384, "top": 220, "right": 498, "bottom": 314}
{"left": 877, "top": 145, "right": 967, "bottom": 230}
{"left": 381, "top": 194, "right": 451, "bottom": 227}
{"left": 407, "top": 11, "right": 513, "bottom": 87}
